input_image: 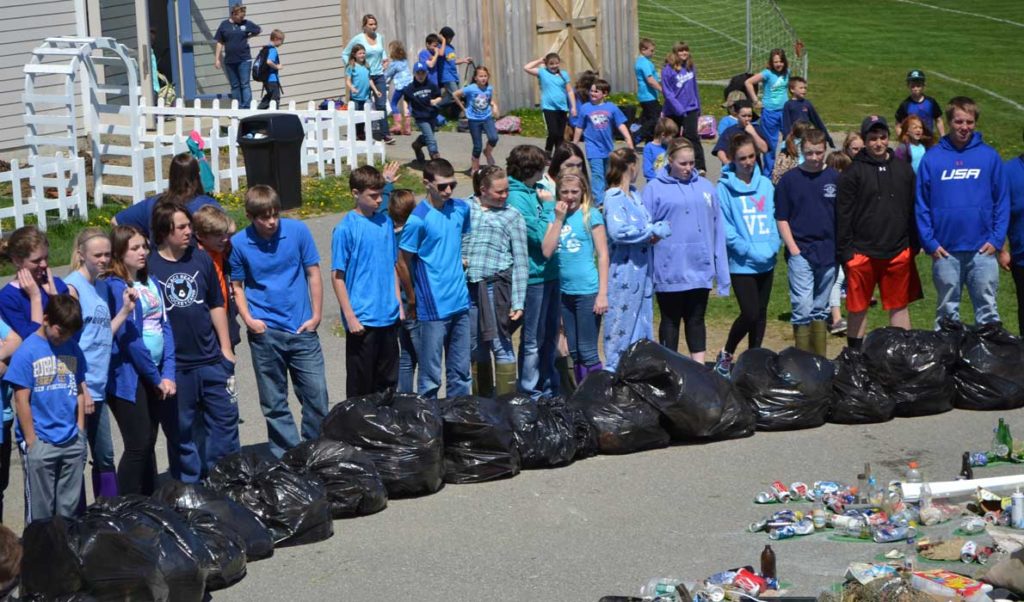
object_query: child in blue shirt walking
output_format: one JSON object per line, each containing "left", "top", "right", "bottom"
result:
{"left": 541, "top": 169, "right": 609, "bottom": 380}
{"left": 345, "top": 44, "right": 381, "bottom": 142}
{"left": 745, "top": 49, "right": 791, "bottom": 176}
{"left": 454, "top": 65, "right": 500, "bottom": 175}
{"left": 634, "top": 38, "right": 663, "bottom": 145}
{"left": 642, "top": 117, "right": 678, "bottom": 181}
{"left": 257, "top": 29, "right": 285, "bottom": 110}
{"left": 524, "top": 53, "right": 577, "bottom": 153}
{"left": 385, "top": 41, "right": 413, "bottom": 136}
{"left": 573, "top": 78, "right": 634, "bottom": 206}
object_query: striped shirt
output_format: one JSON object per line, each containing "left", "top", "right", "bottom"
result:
{"left": 463, "top": 198, "right": 529, "bottom": 311}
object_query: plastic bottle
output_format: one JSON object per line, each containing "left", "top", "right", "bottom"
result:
{"left": 906, "top": 461, "right": 922, "bottom": 483}
{"left": 867, "top": 476, "right": 884, "bottom": 507}
{"left": 904, "top": 530, "right": 918, "bottom": 571}
{"left": 920, "top": 481, "right": 933, "bottom": 510}
{"left": 760, "top": 545, "right": 777, "bottom": 581}
{"left": 812, "top": 499, "right": 826, "bottom": 530}
{"left": 641, "top": 577, "right": 682, "bottom": 601}
{"left": 1012, "top": 488, "right": 1024, "bottom": 529}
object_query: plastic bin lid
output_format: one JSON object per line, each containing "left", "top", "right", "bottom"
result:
{"left": 238, "top": 113, "right": 304, "bottom": 141}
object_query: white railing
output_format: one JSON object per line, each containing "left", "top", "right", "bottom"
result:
{"left": 136, "top": 98, "right": 387, "bottom": 199}
{"left": 0, "top": 153, "right": 87, "bottom": 235}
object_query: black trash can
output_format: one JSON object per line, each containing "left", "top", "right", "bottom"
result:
{"left": 237, "top": 113, "right": 304, "bottom": 210}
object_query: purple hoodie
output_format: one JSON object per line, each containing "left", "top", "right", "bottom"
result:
{"left": 642, "top": 167, "right": 730, "bottom": 295}
{"left": 661, "top": 63, "right": 700, "bottom": 117}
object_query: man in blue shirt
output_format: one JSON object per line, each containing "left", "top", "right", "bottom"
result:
{"left": 230, "top": 185, "right": 328, "bottom": 458}
{"left": 634, "top": 38, "right": 663, "bottom": 145}
{"left": 256, "top": 29, "right": 284, "bottom": 110}
{"left": 332, "top": 166, "right": 401, "bottom": 397}
{"left": 398, "top": 159, "right": 472, "bottom": 399}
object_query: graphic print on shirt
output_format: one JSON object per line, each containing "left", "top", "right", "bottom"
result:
{"left": 823, "top": 183, "right": 837, "bottom": 199}
{"left": 674, "top": 71, "right": 694, "bottom": 89}
{"left": 741, "top": 195, "right": 772, "bottom": 236}
{"left": 472, "top": 92, "right": 490, "bottom": 112}
{"left": 31, "top": 354, "right": 78, "bottom": 393}
{"left": 160, "top": 271, "right": 204, "bottom": 310}
{"left": 588, "top": 110, "right": 611, "bottom": 130}
{"left": 560, "top": 221, "right": 585, "bottom": 254}
{"left": 136, "top": 283, "right": 163, "bottom": 336}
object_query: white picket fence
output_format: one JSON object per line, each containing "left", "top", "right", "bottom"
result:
{"left": 0, "top": 153, "right": 88, "bottom": 235}
{"left": 135, "top": 98, "right": 387, "bottom": 199}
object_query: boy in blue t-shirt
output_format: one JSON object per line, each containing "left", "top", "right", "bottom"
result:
{"left": 634, "top": 38, "right": 663, "bottom": 145}
{"left": 4, "top": 294, "right": 88, "bottom": 523}
{"left": 895, "top": 70, "right": 945, "bottom": 137}
{"left": 332, "top": 166, "right": 401, "bottom": 397}
{"left": 229, "top": 185, "right": 327, "bottom": 458}
{"left": 573, "top": 78, "right": 634, "bottom": 206}
{"left": 438, "top": 26, "right": 472, "bottom": 112}
{"left": 643, "top": 117, "right": 679, "bottom": 181}
{"left": 417, "top": 34, "right": 443, "bottom": 87}
{"left": 257, "top": 29, "right": 285, "bottom": 110}
{"left": 398, "top": 159, "right": 472, "bottom": 399}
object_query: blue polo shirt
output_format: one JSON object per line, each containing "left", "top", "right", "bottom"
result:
{"left": 229, "top": 218, "right": 320, "bottom": 333}
{"left": 4, "top": 333, "right": 86, "bottom": 445}
{"left": 399, "top": 198, "right": 472, "bottom": 321}
{"left": 331, "top": 211, "right": 400, "bottom": 329}
{"left": 538, "top": 68, "right": 570, "bottom": 112}
{"left": 579, "top": 101, "right": 627, "bottom": 159}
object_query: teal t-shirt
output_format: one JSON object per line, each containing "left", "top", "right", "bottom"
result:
{"left": 760, "top": 68, "right": 789, "bottom": 111}
{"left": 552, "top": 207, "right": 605, "bottom": 295}
{"left": 635, "top": 56, "right": 659, "bottom": 103}
{"left": 399, "top": 199, "right": 472, "bottom": 320}
{"left": 331, "top": 211, "right": 400, "bottom": 329}
{"left": 538, "top": 68, "right": 571, "bottom": 112}
{"left": 346, "top": 64, "right": 372, "bottom": 101}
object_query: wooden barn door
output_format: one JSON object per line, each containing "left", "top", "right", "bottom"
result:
{"left": 534, "top": 0, "right": 600, "bottom": 82}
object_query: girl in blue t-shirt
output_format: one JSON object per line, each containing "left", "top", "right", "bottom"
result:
{"left": 345, "top": 44, "right": 381, "bottom": 141}
{"left": 523, "top": 52, "right": 577, "bottom": 153}
{"left": 454, "top": 66, "right": 500, "bottom": 174}
{"left": 541, "top": 169, "right": 609, "bottom": 380}
{"left": 744, "top": 49, "right": 790, "bottom": 176}
{"left": 385, "top": 40, "right": 414, "bottom": 136}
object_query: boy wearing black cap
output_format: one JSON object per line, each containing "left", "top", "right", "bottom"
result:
{"left": 895, "top": 70, "right": 945, "bottom": 137}
{"left": 836, "top": 115, "right": 922, "bottom": 349}
{"left": 402, "top": 61, "right": 444, "bottom": 163}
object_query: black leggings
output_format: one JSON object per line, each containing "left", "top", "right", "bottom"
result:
{"left": 108, "top": 381, "right": 161, "bottom": 496}
{"left": 669, "top": 111, "right": 707, "bottom": 172}
{"left": 1013, "top": 265, "right": 1024, "bottom": 337}
{"left": 657, "top": 289, "right": 710, "bottom": 354}
{"left": 543, "top": 109, "right": 569, "bottom": 153}
{"left": 638, "top": 100, "right": 662, "bottom": 143}
{"left": 725, "top": 271, "right": 775, "bottom": 354}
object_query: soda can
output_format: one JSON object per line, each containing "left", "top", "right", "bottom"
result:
{"left": 793, "top": 518, "right": 815, "bottom": 536}
{"left": 706, "top": 571, "right": 736, "bottom": 586}
{"left": 754, "top": 491, "right": 775, "bottom": 504}
{"left": 770, "top": 481, "right": 791, "bottom": 503}
{"left": 969, "top": 452, "right": 989, "bottom": 467}
{"left": 748, "top": 519, "right": 769, "bottom": 533}
{"left": 830, "top": 514, "right": 863, "bottom": 530}
{"left": 699, "top": 584, "right": 726, "bottom": 602}
{"left": 813, "top": 481, "right": 843, "bottom": 495}
{"left": 789, "top": 482, "right": 809, "bottom": 500}
{"left": 732, "top": 568, "right": 766, "bottom": 596}
{"left": 764, "top": 578, "right": 779, "bottom": 591}
{"left": 769, "top": 525, "right": 796, "bottom": 540}
{"left": 983, "top": 510, "right": 1001, "bottom": 524}
{"left": 977, "top": 546, "right": 995, "bottom": 565}
{"left": 960, "top": 540, "right": 978, "bottom": 563}
{"left": 960, "top": 516, "right": 987, "bottom": 534}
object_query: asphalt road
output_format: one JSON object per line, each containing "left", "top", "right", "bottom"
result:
{"left": 10, "top": 131, "right": 1022, "bottom": 601}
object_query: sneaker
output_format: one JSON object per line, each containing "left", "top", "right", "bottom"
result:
{"left": 384, "top": 135, "right": 396, "bottom": 145}
{"left": 713, "top": 350, "right": 734, "bottom": 378}
{"left": 412, "top": 140, "right": 425, "bottom": 163}
{"left": 829, "top": 318, "right": 848, "bottom": 336}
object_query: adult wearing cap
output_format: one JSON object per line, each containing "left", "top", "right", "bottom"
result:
{"left": 895, "top": 70, "right": 945, "bottom": 137}
{"left": 916, "top": 96, "right": 1008, "bottom": 327}
{"left": 214, "top": 3, "right": 261, "bottom": 109}
{"left": 836, "top": 115, "right": 922, "bottom": 350}
{"left": 342, "top": 14, "right": 394, "bottom": 144}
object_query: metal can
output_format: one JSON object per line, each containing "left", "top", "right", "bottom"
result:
{"left": 706, "top": 571, "right": 736, "bottom": 587}
{"left": 769, "top": 525, "right": 796, "bottom": 540}
{"left": 793, "top": 518, "right": 815, "bottom": 536}
{"left": 830, "top": 514, "right": 863, "bottom": 530}
{"left": 732, "top": 569, "right": 766, "bottom": 596}
{"left": 748, "top": 519, "right": 769, "bottom": 533}
{"left": 770, "top": 481, "right": 791, "bottom": 503}
{"left": 699, "top": 584, "right": 726, "bottom": 602}
{"left": 983, "top": 510, "right": 1001, "bottom": 524}
{"left": 977, "top": 546, "right": 995, "bottom": 565}
{"left": 960, "top": 516, "right": 987, "bottom": 534}
{"left": 813, "top": 481, "right": 843, "bottom": 495}
{"left": 789, "top": 482, "right": 809, "bottom": 500}
{"left": 754, "top": 491, "right": 775, "bottom": 504}
{"left": 961, "top": 540, "right": 978, "bottom": 563}
{"left": 969, "top": 452, "right": 989, "bottom": 467}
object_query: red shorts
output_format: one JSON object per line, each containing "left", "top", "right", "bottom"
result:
{"left": 844, "top": 247, "right": 923, "bottom": 313}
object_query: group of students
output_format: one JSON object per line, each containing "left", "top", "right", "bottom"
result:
{"left": 0, "top": 153, "right": 330, "bottom": 526}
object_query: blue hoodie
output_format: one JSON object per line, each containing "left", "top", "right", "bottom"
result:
{"left": 915, "top": 132, "right": 1009, "bottom": 254}
{"left": 642, "top": 167, "right": 730, "bottom": 295}
{"left": 1005, "top": 155, "right": 1024, "bottom": 265}
{"left": 717, "top": 164, "right": 780, "bottom": 274}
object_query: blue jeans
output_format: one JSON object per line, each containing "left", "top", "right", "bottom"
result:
{"left": 589, "top": 157, "right": 607, "bottom": 206}
{"left": 560, "top": 293, "right": 602, "bottom": 366}
{"left": 85, "top": 400, "right": 115, "bottom": 471}
{"left": 248, "top": 328, "right": 330, "bottom": 458}
{"left": 468, "top": 118, "right": 499, "bottom": 158}
{"left": 787, "top": 254, "right": 836, "bottom": 325}
{"left": 224, "top": 60, "right": 253, "bottom": 108}
{"left": 398, "top": 319, "right": 418, "bottom": 393}
{"left": 469, "top": 283, "right": 516, "bottom": 364}
{"left": 164, "top": 357, "right": 240, "bottom": 482}
{"left": 519, "top": 280, "right": 561, "bottom": 398}
{"left": 932, "top": 251, "right": 1000, "bottom": 326}
{"left": 371, "top": 73, "right": 388, "bottom": 137}
{"left": 415, "top": 120, "right": 439, "bottom": 155}
{"left": 760, "top": 108, "right": 783, "bottom": 176}
{"left": 409, "top": 310, "right": 472, "bottom": 399}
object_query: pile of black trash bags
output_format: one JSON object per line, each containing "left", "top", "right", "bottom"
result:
{"left": 20, "top": 322, "right": 1024, "bottom": 598}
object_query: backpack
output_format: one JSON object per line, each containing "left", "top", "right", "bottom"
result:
{"left": 251, "top": 45, "right": 273, "bottom": 83}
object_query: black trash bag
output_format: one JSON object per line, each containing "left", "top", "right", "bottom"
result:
{"left": 21, "top": 594, "right": 99, "bottom": 602}
{"left": 69, "top": 495, "right": 209, "bottom": 602}
{"left": 732, "top": 347, "right": 834, "bottom": 431}
{"left": 615, "top": 339, "right": 756, "bottom": 441}
{"left": 502, "top": 394, "right": 578, "bottom": 468}
{"left": 567, "top": 370, "right": 670, "bottom": 454}
{"left": 179, "top": 509, "right": 246, "bottom": 591}
{"left": 320, "top": 391, "right": 444, "bottom": 498}
{"left": 862, "top": 327, "right": 957, "bottom": 417}
{"left": 830, "top": 348, "right": 895, "bottom": 424}
{"left": 954, "top": 322, "right": 1024, "bottom": 411}
{"left": 152, "top": 480, "right": 274, "bottom": 561}
{"left": 206, "top": 452, "right": 334, "bottom": 547}
{"left": 440, "top": 395, "right": 521, "bottom": 484}
{"left": 570, "top": 404, "right": 601, "bottom": 461}
{"left": 282, "top": 438, "right": 389, "bottom": 517}
{"left": 21, "top": 516, "right": 84, "bottom": 598}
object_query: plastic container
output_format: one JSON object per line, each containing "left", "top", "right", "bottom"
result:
{"left": 906, "top": 461, "right": 922, "bottom": 483}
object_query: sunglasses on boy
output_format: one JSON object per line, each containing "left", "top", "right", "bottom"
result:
{"left": 433, "top": 181, "right": 457, "bottom": 192}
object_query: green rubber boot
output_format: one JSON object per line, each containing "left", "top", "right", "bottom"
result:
{"left": 793, "top": 324, "right": 812, "bottom": 352}
{"left": 810, "top": 320, "right": 828, "bottom": 358}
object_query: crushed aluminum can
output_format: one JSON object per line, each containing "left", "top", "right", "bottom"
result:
{"left": 769, "top": 525, "right": 796, "bottom": 540}
{"left": 813, "top": 481, "right": 843, "bottom": 495}
{"left": 754, "top": 491, "right": 775, "bottom": 504}
{"left": 698, "top": 584, "right": 726, "bottom": 602}
{"left": 969, "top": 452, "right": 989, "bottom": 467}
{"left": 770, "top": 481, "right": 791, "bottom": 503}
{"left": 748, "top": 519, "right": 769, "bottom": 533}
{"left": 793, "top": 518, "right": 815, "bottom": 536}
{"left": 960, "top": 516, "right": 987, "bottom": 534}
{"left": 789, "top": 482, "right": 809, "bottom": 500}
{"left": 706, "top": 571, "right": 736, "bottom": 586}
{"left": 961, "top": 540, "right": 978, "bottom": 563}
{"left": 732, "top": 568, "right": 767, "bottom": 596}
{"left": 977, "top": 546, "right": 995, "bottom": 565}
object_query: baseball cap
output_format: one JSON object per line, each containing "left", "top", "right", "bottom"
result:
{"left": 414, "top": 61, "right": 428, "bottom": 73}
{"left": 906, "top": 69, "right": 926, "bottom": 82}
{"left": 860, "top": 115, "right": 890, "bottom": 138}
